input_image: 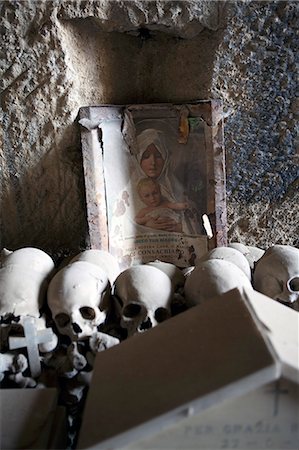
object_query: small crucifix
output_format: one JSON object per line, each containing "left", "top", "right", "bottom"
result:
{"left": 9, "top": 316, "right": 54, "bottom": 378}
{"left": 267, "top": 379, "right": 289, "bottom": 417}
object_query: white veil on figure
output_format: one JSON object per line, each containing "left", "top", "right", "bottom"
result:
{"left": 134, "top": 127, "right": 182, "bottom": 203}
{"left": 132, "top": 126, "right": 203, "bottom": 235}
{"left": 108, "top": 128, "right": 169, "bottom": 243}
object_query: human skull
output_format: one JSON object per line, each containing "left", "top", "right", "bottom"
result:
{"left": 0, "top": 249, "right": 58, "bottom": 378}
{"left": 146, "top": 261, "right": 187, "bottom": 316}
{"left": 70, "top": 249, "right": 120, "bottom": 284}
{"left": 47, "top": 261, "right": 108, "bottom": 340}
{"left": 114, "top": 265, "right": 173, "bottom": 336}
{"left": 199, "top": 246, "right": 252, "bottom": 280}
{"left": 228, "top": 242, "right": 265, "bottom": 269}
{"left": 1, "top": 247, "right": 54, "bottom": 277}
{"left": 0, "top": 247, "right": 55, "bottom": 318}
{"left": 247, "top": 246, "right": 265, "bottom": 266}
{"left": 184, "top": 259, "right": 253, "bottom": 307}
{"left": 253, "top": 245, "right": 299, "bottom": 304}
{"left": 146, "top": 260, "right": 185, "bottom": 291}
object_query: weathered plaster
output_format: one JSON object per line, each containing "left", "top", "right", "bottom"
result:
{"left": 0, "top": 0, "right": 298, "bottom": 257}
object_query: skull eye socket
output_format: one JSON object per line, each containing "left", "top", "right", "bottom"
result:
{"left": 288, "top": 277, "right": 299, "bottom": 292}
{"left": 155, "top": 307, "right": 170, "bottom": 323}
{"left": 55, "top": 313, "right": 70, "bottom": 328}
{"left": 79, "top": 307, "right": 96, "bottom": 320}
{"left": 123, "top": 303, "right": 142, "bottom": 318}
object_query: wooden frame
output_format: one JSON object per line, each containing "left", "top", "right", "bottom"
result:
{"left": 79, "top": 101, "right": 227, "bottom": 269}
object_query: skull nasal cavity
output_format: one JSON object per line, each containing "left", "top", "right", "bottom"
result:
{"left": 79, "top": 307, "right": 96, "bottom": 320}
{"left": 139, "top": 317, "right": 152, "bottom": 330}
{"left": 123, "top": 303, "right": 142, "bottom": 318}
{"left": 72, "top": 323, "right": 82, "bottom": 334}
{"left": 288, "top": 277, "right": 299, "bottom": 292}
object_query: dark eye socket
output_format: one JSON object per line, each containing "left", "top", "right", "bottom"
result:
{"left": 288, "top": 277, "right": 299, "bottom": 292}
{"left": 55, "top": 313, "right": 70, "bottom": 328}
{"left": 155, "top": 307, "right": 170, "bottom": 323}
{"left": 79, "top": 307, "right": 96, "bottom": 320}
{"left": 123, "top": 303, "right": 142, "bottom": 318}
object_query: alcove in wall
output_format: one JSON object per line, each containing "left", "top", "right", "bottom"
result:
{"left": 59, "top": 12, "right": 227, "bottom": 107}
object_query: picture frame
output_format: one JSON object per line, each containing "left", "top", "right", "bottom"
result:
{"left": 79, "top": 101, "right": 227, "bottom": 269}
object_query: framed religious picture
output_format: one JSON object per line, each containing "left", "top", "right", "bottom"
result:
{"left": 79, "top": 101, "right": 227, "bottom": 270}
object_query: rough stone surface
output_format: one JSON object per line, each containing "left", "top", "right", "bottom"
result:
{"left": 212, "top": 1, "right": 299, "bottom": 248}
{"left": 56, "top": 0, "right": 221, "bottom": 37}
{"left": 0, "top": 0, "right": 298, "bottom": 256}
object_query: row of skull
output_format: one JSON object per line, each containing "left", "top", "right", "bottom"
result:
{"left": 0, "top": 244, "right": 298, "bottom": 346}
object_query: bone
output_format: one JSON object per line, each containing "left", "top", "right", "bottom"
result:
{"left": 199, "top": 246, "right": 252, "bottom": 280}
{"left": 228, "top": 242, "right": 265, "bottom": 269}
{"left": 47, "top": 261, "right": 108, "bottom": 340}
{"left": 146, "top": 260, "right": 185, "bottom": 291}
{"left": 253, "top": 245, "right": 299, "bottom": 304}
{"left": 67, "top": 342, "right": 88, "bottom": 372}
{"left": 89, "top": 331, "right": 120, "bottom": 353}
{"left": 70, "top": 249, "right": 121, "bottom": 284}
{"left": 0, "top": 352, "right": 36, "bottom": 387}
{"left": 184, "top": 259, "right": 253, "bottom": 307}
{"left": 0, "top": 352, "right": 28, "bottom": 379}
{"left": 114, "top": 265, "right": 173, "bottom": 336}
{"left": 247, "top": 245, "right": 265, "bottom": 266}
{"left": 43, "top": 347, "right": 79, "bottom": 379}
{"left": 0, "top": 247, "right": 54, "bottom": 277}
{"left": 0, "top": 247, "right": 55, "bottom": 318}
{"left": 87, "top": 332, "right": 120, "bottom": 367}
{"left": 8, "top": 371, "right": 37, "bottom": 388}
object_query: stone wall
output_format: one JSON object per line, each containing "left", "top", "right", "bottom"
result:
{"left": 212, "top": 0, "right": 298, "bottom": 247}
{"left": 1, "top": 0, "right": 298, "bottom": 258}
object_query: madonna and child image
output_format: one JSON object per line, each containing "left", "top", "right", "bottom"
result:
{"left": 106, "top": 116, "right": 208, "bottom": 266}
{"left": 129, "top": 126, "right": 204, "bottom": 235}
{"left": 108, "top": 118, "right": 206, "bottom": 247}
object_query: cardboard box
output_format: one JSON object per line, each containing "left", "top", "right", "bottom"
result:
{"left": 78, "top": 288, "right": 298, "bottom": 449}
{"left": 0, "top": 387, "right": 67, "bottom": 449}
